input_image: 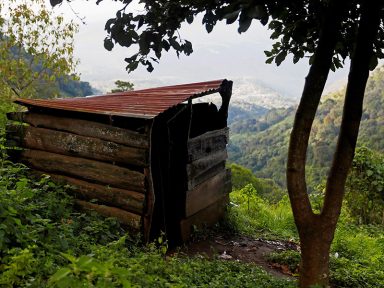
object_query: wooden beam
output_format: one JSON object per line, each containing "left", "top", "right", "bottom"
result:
{"left": 187, "top": 149, "right": 227, "bottom": 178}
{"left": 7, "top": 112, "right": 149, "bottom": 149}
{"left": 187, "top": 149, "right": 227, "bottom": 189}
{"left": 143, "top": 167, "right": 155, "bottom": 243}
{"left": 75, "top": 200, "right": 141, "bottom": 230}
{"left": 19, "top": 149, "right": 146, "bottom": 192}
{"left": 187, "top": 128, "right": 229, "bottom": 162}
{"left": 185, "top": 169, "right": 231, "bottom": 217}
{"left": 47, "top": 173, "right": 145, "bottom": 214}
{"left": 7, "top": 124, "right": 148, "bottom": 167}
{"left": 187, "top": 161, "right": 226, "bottom": 190}
{"left": 180, "top": 194, "right": 229, "bottom": 242}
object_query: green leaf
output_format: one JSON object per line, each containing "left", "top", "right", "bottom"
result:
{"left": 169, "top": 37, "right": 181, "bottom": 51}
{"left": 223, "top": 10, "right": 240, "bottom": 25}
{"left": 265, "top": 57, "right": 274, "bottom": 64}
{"left": 104, "top": 38, "right": 114, "bottom": 51}
{"left": 247, "top": 5, "right": 267, "bottom": 22}
{"left": 186, "top": 14, "right": 194, "bottom": 24}
{"left": 49, "top": 268, "right": 71, "bottom": 283}
{"left": 275, "top": 51, "right": 287, "bottom": 66}
{"left": 50, "top": 0, "right": 63, "bottom": 7}
{"left": 139, "top": 34, "right": 150, "bottom": 55}
{"left": 238, "top": 17, "right": 252, "bottom": 33}
{"left": 77, "top": 255, "right": 94, "bottom": 269}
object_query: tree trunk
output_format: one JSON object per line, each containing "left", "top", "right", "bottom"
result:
{"left": 287, "top": 1, "right": 382, "bottom": 287}
{"left": 287, "top": 0, "right": 345, "bottom": 285}
{"left": 299, "top": 218, "right": 333, "bottom": 288}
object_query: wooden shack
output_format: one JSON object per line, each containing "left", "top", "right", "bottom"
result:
{"left": 6, "top": 79, "right": 233, "bottom": 243}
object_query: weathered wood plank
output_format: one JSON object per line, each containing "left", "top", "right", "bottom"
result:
{"left": 185, "top": 169, "right": 231, "bottom": 217}
{"left": 143, "top": 167, "right": 155, "bottom": 242}
{"left": 7, "top": 112, "right": 149, "bottom": 149}
{"left": 20, "top": 149, "right": 146, "bottom": 192}
{"left": 180, "top": 194, "right": 229, "bottom": 242}
{"left": 187, "top": 161, "right": 226, "bottom": 190}
{"left": 187, "top": 128, "right": 229, "bottom": 162}
{"left": 75, "top": 200, "right": 141, "bottom": 230}
{"left": 187, "top": 149, "right": 227, "bottom": 179}
{"left": 46, "top": 173, "right": 145, "bottom": 214}
{"left": 7, "top": 124, "right": 148, "bottom": 167}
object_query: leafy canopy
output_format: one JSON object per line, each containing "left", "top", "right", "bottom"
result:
{"left": 52, "top": 0, "right": 384, "bottom": 73}
{"left": 110, "top": 80, "right": 134, "bottom": 93}
{"left": 0, "top": 0, "right": 78, "bottom": 99}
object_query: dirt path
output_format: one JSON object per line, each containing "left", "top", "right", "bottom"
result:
{"left": 169, "top": 232, "right": 299, "bottom": 279}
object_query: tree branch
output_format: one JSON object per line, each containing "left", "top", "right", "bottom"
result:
{"left": 322, "top": 1, "right": 382, "bottom": 222}
{"left": 286, "top": 0, "right": 346, "bottom": 227}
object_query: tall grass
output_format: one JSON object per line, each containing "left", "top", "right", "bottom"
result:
{"left": 228, "top": 184, "right": 297, "bottom": 239}
{"left": 228, "top": 183, "right": 384, "bottom": 287}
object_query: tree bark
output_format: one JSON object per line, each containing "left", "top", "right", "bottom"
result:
{"left": 322, "top": 1, "right": 382, "bottom": 222}
{"left": 287, "top": 1, "right": 381, "bottom": 287}
{"left": 286, "top": 1, "right": 345, "bottom": 286}
{"left": 287, "top": 0, "right": 345, "bottom": 229}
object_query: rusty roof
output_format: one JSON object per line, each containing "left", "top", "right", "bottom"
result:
{"left": 15, "top": 79, "right": 229, "bottom": 119}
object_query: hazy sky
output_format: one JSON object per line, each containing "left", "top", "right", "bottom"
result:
{"left": 53, "top": 0, "right": 349, "bottom": 97}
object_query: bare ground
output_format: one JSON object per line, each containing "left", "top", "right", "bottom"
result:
{"left": 168, "top": 232, "right": 299, "bottom": 279}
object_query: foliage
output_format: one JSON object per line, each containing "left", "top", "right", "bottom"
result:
{"left": 228, "top": 185, "right": 297, "bottom": 240}
{"left": 345, "top": 146, "right": 384, "bottom": 224}
{"left": 0, "top": 154, "right": 295, "bottom": 287}
{"left": 229, "top": 163, "right": 284, "bottom": 203}
{"left": 229, "top": 66, "right": 384, "bottom": 190}
{"left": 0, "top": 154, "right": 128, "bottom": 287}
{"left": 49, "top": 241, "right": 295, "bottom": 288}
{"left": 52, "top": 1, "right": 383, "bottom": 74}
{"left": 110, "top": 80, "right": 134, "bottom": 93}
{"left": 235, "top": 187, "right": 384, "bottom": 288}
{"left": 0, "top": 138, "right": 382, "bottom": 287}
{"left": 0, "top": 0, "right": 78, "bottom": 99}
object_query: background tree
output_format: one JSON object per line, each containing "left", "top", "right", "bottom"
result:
{"left": 0, "top": 0, "right": 78, "bottom": 100}
{"left": 51, "top": 1, "right": 384, "bottom": 287}
{"left": 110, "top": 80, "right": 134, "bottom": 93}
{"left": 345, "top": 147, "right": 384, "bottom": 225}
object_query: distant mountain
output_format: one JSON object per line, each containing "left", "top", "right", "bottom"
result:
{"left": 228, "top": 66, "right": 384, "bottom": 188}
{"left": 231, "top": 77, "right": 297, "bottom": 109}
{"left": 228, "top": 78, "right": 297, "bottom": 123}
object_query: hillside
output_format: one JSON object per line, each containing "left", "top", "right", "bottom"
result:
{"left": 2, "top": 40, "right": 97, "bottom": 99}
{"left": 228, "top": 66, "right": 384, "bottom": 187}
{"left": 35, "top": 76, "right": 97, "bottom": 99}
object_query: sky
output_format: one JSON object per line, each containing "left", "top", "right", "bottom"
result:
{"left": 52, "top": 0, "right": 349, "bottom": 98}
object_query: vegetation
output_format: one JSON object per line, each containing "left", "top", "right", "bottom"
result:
{"left": 0, "top": 0, "right": 380, "bottom": 287}
{"left": 0, "top": 0, "right": 78, "bottom": 99}
{"left": 345, "top": 147, "right": 384, "bottom": 225}
{"left": 0, "top": 156, "right": 296, "bottom": 287}
{"left": 228, "top": 174, "right": 384, "bottom": 288}
{"left": 229, "top": 163, "right": 285, "bottom": 203}
{"left": 1, "top": 150, "right": 382, "bottom": 287}
{"left": 49, "top": 0, "right": 384, "bottom": 285}
{"left": 0, "top": 0, "right": 96, "bottom": 130}
{"left": 110, "top": 80, "right": 134, "bottom": 93}
{"left": 229, "top": 66, "right": 384, "bottom": 189}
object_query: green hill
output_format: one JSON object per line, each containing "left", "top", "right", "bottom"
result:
{"left": 229, "top": 66, "right": 384, "bottom": 188}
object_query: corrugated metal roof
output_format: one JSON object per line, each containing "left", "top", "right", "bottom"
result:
{"left": 15, "top": 79, "right": 228, "bottom": 119}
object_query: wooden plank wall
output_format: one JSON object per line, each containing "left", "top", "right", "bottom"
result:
{"left": 6, "top": 112, "right": 151, "bottom": 237}
{"left": 181, "top": 127, "right": 231, "bottom": 241}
